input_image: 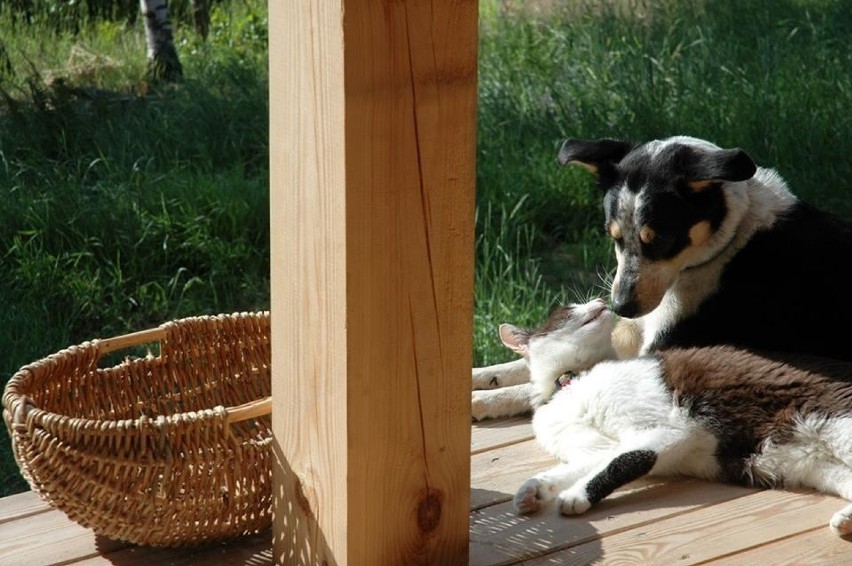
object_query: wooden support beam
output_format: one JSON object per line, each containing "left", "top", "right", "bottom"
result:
{"left": 269, "top": 1, "right": 478, "bottom": 564}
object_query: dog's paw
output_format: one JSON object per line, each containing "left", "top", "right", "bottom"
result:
{"left": 513, "top": 477, "right": 557, "bottom": 514}
{"left": 557, "top": 488, "right": 592, "bottom": 516}
{"left": 830, "top": 506, "right": 852, "bottom": 536}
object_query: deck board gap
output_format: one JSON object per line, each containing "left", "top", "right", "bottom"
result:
{"left": 471, "top": 435, "right": 535, "bottom": 456}
{"left": 55, "top": 551, "right": 110, "bottom": 566}
{"left": 0, "top": 505, "right": 53, "bottom": 525}
{"left": 693, "top": 524, "right": 826, "bottom": 565}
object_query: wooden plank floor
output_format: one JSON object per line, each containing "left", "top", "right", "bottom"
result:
{"left": 1, "top": 416, "right": 850, "bottom": 565}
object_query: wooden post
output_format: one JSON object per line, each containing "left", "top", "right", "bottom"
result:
{"left": 269, "top": 1, "right": 478, "bottom": 564}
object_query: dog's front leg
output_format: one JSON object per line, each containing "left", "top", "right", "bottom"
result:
{"left": 472, "top": 357, "right": 529, "bottom": 390}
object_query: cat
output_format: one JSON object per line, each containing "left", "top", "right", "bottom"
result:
{"left": 499, "top": 298, "right": 852, "bottom": 536}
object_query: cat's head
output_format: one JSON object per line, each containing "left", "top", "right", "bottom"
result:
{"left": 499, "top": 298, "right": 616, "bottom": 405}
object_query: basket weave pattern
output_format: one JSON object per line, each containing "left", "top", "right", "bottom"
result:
{"left": 2, "top": 312, "right": 272, "bottom": 547}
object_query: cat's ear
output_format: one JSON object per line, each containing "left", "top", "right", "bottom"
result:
{"left": 499, "top": 324, "right": 530, "bottom": 355}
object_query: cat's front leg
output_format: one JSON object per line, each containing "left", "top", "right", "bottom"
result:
{"left": 472, "top": 383, "right": 534, "bottom": 421}
{"left": 557, "top": 449, "right": 658, "bottom": 516}
{"left": 514, "top": 463, "right": 591, "bottom": 514}
{"left": 830, "top": 502, "right": 852, "bottom": 536}
{"left": 514, "top": 477, "right": 559, "bottom": 514}
{"left": 472, "top": 358, "right": 529, "bottom": 390}
{"left": 557, "top": 489, "right": 593, "bottom": 515}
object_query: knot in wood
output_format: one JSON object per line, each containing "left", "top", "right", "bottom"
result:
{"left": 417, "top": 489, "right": 443, "bottom": 533}
{"left": 294, "top": 476, "right": 311, "bottom": 517}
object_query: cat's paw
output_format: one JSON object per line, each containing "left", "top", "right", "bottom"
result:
{"left": 471, "top": 391, "right": 491, "bottom": 421}
{"left": 557, "top": 488, "right": 592, "bottom": 516}
{"left": 513, "top": 477, "right": 557, "bottom": 514}
{"left": 830, "top": 507, "right": 852, "bottom": 536}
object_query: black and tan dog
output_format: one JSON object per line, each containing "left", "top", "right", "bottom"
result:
{"left": 472, "top": 135, "right": 852, "bottom": 420}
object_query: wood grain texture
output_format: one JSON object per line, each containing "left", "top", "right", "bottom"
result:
{"left": 0, "top": 506, "right": 128, "bottom": 566}
{"left": 706, "top": 527, "right": 852, "bottom": 565}
{"left": 471, "top": 417, "right": 535, "bottom": 455}
{"left": 0, "top": 490, "right": 51, "bottom": 524}
{"left": 269, "top": 1, "right": 478, "bottom": 564}
{"left": 470, "top": 479, "right": 755, "bottom": 566}
{"left": 534, "top": 488, "right": 848, "bottom": 565}
{"left": 70, "top": 531, "right": 273, "bottom": 566}
{"left": 269, "top": 0, "right": 346, "bottom": 563}
{"left": 470, "top": 440, "right": 557, "bottom": 511}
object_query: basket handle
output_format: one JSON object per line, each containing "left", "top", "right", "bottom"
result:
{"left": 225, "top": 397, "right": 272, "bottom": 423}
{"left": 97, "top": 327, "right": 167, "bottom": 355}
{"left": 96, "top": 326, "right": 272, "bottom": 423}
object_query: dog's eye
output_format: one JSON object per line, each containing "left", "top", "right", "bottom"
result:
{"left": 606, "top": 221, "right": 624, "bottom": 244}
{"left": 642, "top": 232, "right": 677, "bottom": 258}
{"left": 605, "top": 228, "right": 624, "bottom": 245}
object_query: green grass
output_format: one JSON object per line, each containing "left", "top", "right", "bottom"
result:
{"left": 0, "top": 1, "right": 269, "bottom": 495}
{"left": 474, "top": 0, "right": 852, "bottom": 362}
{"left": 2, "top": 0, "right": 852, "bottom": 496}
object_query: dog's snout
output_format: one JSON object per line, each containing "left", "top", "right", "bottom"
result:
{"left": 613, "top": 297, "right": 640, "bottom": 318}
{"left": 611, "top": 278, "right": 640, "bottom": 317}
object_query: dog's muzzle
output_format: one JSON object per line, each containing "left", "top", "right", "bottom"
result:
{"left": 611, "top": 270, "right": 643, "bottom": 318}
{"left": 612, "top": 294, "right": 641, "bottom": 318}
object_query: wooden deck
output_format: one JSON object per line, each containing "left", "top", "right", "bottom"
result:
{"left": 1, "top": 416, "right": 850, "bottom": 565}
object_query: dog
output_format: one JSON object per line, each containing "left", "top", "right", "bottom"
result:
{"left": 472, "top": 135, "right": 852, "bottom": 420}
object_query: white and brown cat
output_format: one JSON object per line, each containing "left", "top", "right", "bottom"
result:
{"left": 500, "top": 298, "right": 852, "bottom": 536}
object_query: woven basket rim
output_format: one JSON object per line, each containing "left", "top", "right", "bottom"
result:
{"left": 3, "top": 311, "right": 272, "bottom": 430}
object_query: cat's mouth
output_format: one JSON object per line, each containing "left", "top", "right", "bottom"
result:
{"left": 582, "top": 303, "right": 609, "bottom": 326}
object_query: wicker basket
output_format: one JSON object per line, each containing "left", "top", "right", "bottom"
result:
{"left": 2, "top": 312, "right": 273, "bottom": 547}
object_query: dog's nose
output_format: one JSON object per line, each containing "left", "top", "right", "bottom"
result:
{"left": 613, "top": 297, "right": 639, "bottom": 318}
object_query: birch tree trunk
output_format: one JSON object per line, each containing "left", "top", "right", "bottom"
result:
{"left": 140, "top": 0, "right": 183, "bottom": 83}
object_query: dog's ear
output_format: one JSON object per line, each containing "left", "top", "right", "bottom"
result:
{"left": 556, "top": 138, "right": 636, "bottom": 173}
{"left": 685, "top": 148, "right": 757, "bottom": 190}
{"left": 499, "top": 324, "right": 530, "bottom": 355}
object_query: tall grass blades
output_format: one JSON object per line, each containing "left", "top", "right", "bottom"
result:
{"left": 474, "top": 0, "right": 852, "bottom": 362}
{"left": 0, "top": 0, "right": 269, "bottom": 495}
